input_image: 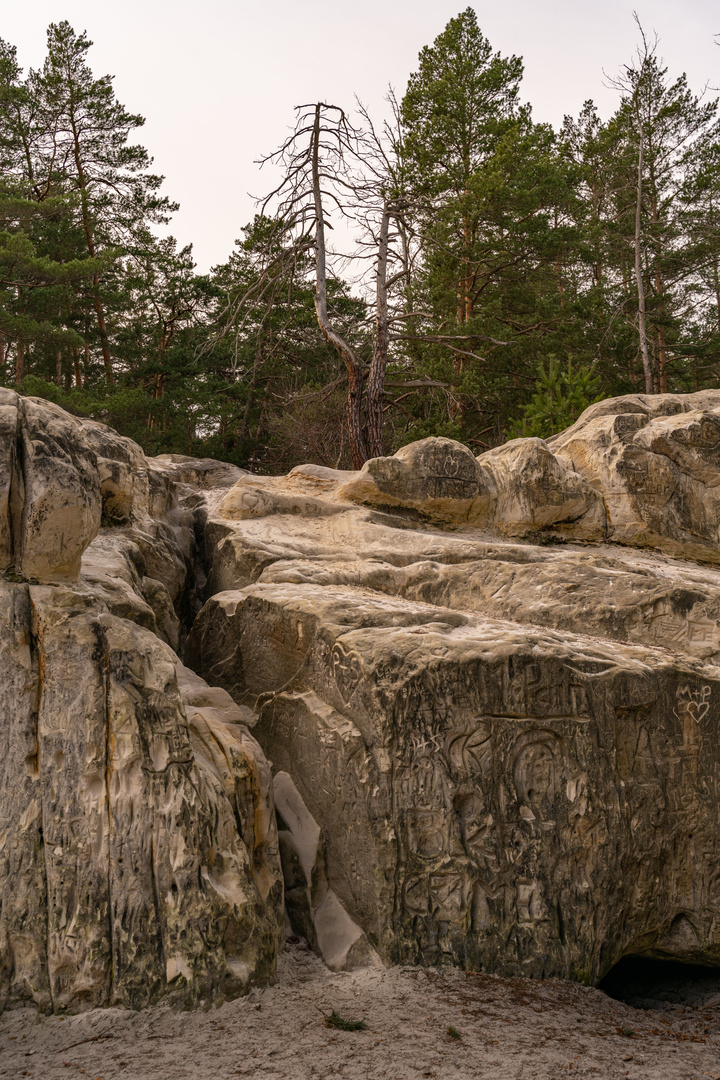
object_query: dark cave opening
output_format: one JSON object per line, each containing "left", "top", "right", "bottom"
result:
{"left": 599, "top": 955, "right": 720, "bottom": 1010}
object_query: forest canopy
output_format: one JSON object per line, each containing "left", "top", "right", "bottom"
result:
{"left": 1, "top": 10, "right": 720, "bottom": 470}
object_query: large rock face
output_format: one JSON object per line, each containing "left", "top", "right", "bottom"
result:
{"left": 0, "top": 394, "right": 283, "bottom": 1013}
{"left": 5, "top": 387, "right": 720, "bottom": 1010}
{"left": 550, "top": 392, "right": 720, "bottom": 561}
{"left": 186, "top": 391, "right": 720, "bottom": 983}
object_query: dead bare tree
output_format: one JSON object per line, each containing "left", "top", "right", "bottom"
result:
{"left": 259, "top": 102, "right": 370, "bottom": 467}
{"left": 353, "top": 94, "right": 422, "bottom": 458}
{"left": 218, "top": 98, "right": 444, "bottom": 467}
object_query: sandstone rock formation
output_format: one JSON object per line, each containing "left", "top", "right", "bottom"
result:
{"left": 1, "top": 390, "right": 101, "bottom": 581}
{"left": 5, "top": 388, "right": 720, "bottom": 1012}
{"left": 186, "top": 391, "right": 720, "bottom": 982}
{"left": 550, "top": 391, "right": 720, "bottom": 561}
{"left": 0, "top": 393, "right": 283, "bottom": 1013}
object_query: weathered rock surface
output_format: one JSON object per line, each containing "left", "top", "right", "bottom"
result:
{"left": 0, "top": 395, "right": 284, "bottom": 1013}
{"left": 152, "top": 453, "right": 248, "bottom": 491}
{"left": 0, "top": 581, "right": 283, "bottom": 1012}
{"left": 188, "top": 581, "right": 720, "bottom": 980}
{"left": 6, "top": 388, "right": 720, "bottom": 1008}
{"left": 0, "top": 390, "right": 101, "bottom": 581}
{"left": 273, "top": 770, "right": 379, "bottom": 972}
{"left": 185, "top": 392, "right": 720, "bottom": 981}
{"left": 551, "top": 390, "right": 720, "bottom": 561}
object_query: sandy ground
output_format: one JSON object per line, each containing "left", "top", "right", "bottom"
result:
{"left": 2, "top": 942, "right": 719, "bottom": 1080}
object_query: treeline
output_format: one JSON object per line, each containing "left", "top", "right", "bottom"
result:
{"left": 1, "top": 11, "right": 720, "bottom": 469}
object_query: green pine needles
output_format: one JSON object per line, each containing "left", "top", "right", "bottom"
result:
{"left": 324, "top": 1011, "right": 367, "bottom": 1032}
{"left": 509, "top": 358, "right": 602, "bottom": 440}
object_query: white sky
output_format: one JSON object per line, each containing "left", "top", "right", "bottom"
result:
{"left": 3, "top": 0, "right": 719, "bottom": 272}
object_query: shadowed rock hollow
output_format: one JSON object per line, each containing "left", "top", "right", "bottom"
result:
{"left": 3, "top": 386, "right": 720, "bottom": 1012}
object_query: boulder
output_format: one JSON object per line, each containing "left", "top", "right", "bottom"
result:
{"left": 152, "top": 454, "right": 248, "bottom": 490}
{"left": 337, "top": 437, "right": 496, "bottom": 525}
{"left": 0, "top": 580, "right": 283, "bottom": 1012}
{"left": 0, "top": 391, "right": 102, "bottom": 582}
{"left": 552, "top": 392, "right": 720, "bottom": 561}
{"left": 477, "top": 437, "right": 606, "bottom": 540}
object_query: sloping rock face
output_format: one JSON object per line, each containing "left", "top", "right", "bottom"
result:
{"left": 0, "top": 393, "right": 283, "bottom": 1013}
{"left": 186, "top": 391, "right": 720, "bottom": 983}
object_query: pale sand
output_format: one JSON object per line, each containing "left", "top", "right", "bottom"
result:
{"left": 2, "top": 942, "right": 719, "bottom": 1080}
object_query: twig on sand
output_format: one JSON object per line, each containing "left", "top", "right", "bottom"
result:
{"left": 54, "top": 1031, "right": 116, "bottom": 1053}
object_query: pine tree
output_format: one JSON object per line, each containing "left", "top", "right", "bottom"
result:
{"left": 401, "top": 7, "right": 524, "bottom": 326}
{"left": 32, "top": 21, "right": 176, "bottom": 383}
{"left": 0, "top": 37, "right": 104, "bottom": 384}
{"left": 601, "top": 32, "right": 720, "bottom": 392}
{"left": 395, "top": 10, "right": 584, "bottom": 446}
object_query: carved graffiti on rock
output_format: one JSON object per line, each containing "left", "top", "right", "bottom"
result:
{"left": 502, "top": 662, "right": 591, "bottom": 720}
{"left": 331, "top": 642, "right": 363, "bottom": 702}
{"left": 403, "top": 874, "right": 429, "bottom": 916}
{"left": 446, "top": 722, "right": 492, "bottom": 778}
{"left": 454, "top": 790, "right": 495, "bottom": 862}
{"left": 402, "top": 873, "right": 467, "bottom": 920}
{"left": 237, "top": 489, "right": 268, "bottom": 517}
{"left": 429, "top": 873, "right": 465, "bottom": 918}
{"left": 405, "top": 808, "right": 447, "bottom": 859}
{"left": 401, "top": 744, "right": 455, "bottom": 858}
{"left": 642, "top": 609, "right": 720, "bottom": 656}
{"left": 674, "top": 684, "right": 711, "bottom": 753}
{"left": 407, "top": 751, "right": 448, "bottom": 805}
{"left": 512, "top": 730, "right": 563, "bottom": 821}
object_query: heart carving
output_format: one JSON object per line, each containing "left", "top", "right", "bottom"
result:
{"left": 686, "top": 698, "right": 710, "bottom": 724}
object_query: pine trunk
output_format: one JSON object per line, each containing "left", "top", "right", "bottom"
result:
{"left": 15, "top": 340, "right": 25, "bottom": 384}
{"left": 70, "top": 115, "right": 114, "bottom": 385}
{"left": 364, "top": 203, "right": 391, "bottom": 460}
{"left": 634, "top": 131, "right": 653, "bottom": 394}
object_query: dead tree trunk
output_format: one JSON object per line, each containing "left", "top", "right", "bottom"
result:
{"left": 310, "top": 104, "right": 367, "bottom": 469}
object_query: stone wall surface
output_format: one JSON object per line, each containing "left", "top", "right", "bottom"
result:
{"left": 0, "top": 393, "right": 283, "bottom": 1013}
{"left": 4, "top": 389, "right": 720, "bottom": 1010}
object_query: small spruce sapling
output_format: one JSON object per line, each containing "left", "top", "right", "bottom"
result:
{"left": 508, "top": 357, "right": 602, "bottom": 440}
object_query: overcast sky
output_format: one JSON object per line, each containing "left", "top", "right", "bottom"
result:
{"left": 3, "top": 1, "right": 718, "bottom": 272}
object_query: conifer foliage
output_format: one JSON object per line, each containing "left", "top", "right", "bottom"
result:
{"left": 1, "top": 12, "right": 720, "bottom": 469}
